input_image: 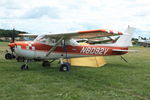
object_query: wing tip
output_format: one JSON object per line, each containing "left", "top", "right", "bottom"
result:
{"left": 79, "top": 29, "right": 123, "bottom": 35}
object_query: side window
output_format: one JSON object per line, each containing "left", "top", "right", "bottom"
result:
{"left": 51, "top": 39, "right": 56, "bottom": 44}
{"left": 39, "top": 37, "right": 47, "bottom": 43}
{"left": 38, "top": 37, "right": 49, "bottom": 44}
{"left": 60, "top": 40, "right": 69, "bottom": 46}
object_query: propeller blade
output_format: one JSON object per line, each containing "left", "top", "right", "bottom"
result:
{"left": 9, "top": 28, "right": 16, "bottom": 58}
{"left": 11, "top": 28, "right": 15, "bottom": 43}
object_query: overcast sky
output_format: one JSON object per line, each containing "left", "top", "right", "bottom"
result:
{"left": 0, "top": 0, "right": 150, "bottom": 37}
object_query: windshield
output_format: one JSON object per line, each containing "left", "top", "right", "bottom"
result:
{"left": 34, "top": 34, "right": 57, "bottom": 45}
{"left": 34, "top": 34, "right": 46, "bottom": 42}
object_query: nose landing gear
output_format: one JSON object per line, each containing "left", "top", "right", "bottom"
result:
{"left": 5, "top": 53, "right": 15, "bottom": 60}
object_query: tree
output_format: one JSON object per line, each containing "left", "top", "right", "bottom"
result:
{"left": 0, "top": 29, "right": 26, "bottom": 37}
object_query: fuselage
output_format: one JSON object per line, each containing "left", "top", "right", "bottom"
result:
{"left": 12, "top": 41, "right": 128, "bottom": 60}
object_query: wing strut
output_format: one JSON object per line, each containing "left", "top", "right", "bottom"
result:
{"left": 46, "top": 37, "right": 64, "bottom": 57}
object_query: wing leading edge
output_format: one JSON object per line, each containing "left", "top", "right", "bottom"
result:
{"left": 19, "top": 29, "right": 123, "bottom": 39}
{"left": 45, "top": 29, "right": 123, "bottom": 39}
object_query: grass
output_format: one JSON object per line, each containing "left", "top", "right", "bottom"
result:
{"left": 0, "top": 42, "right": 150, "bottom": 100}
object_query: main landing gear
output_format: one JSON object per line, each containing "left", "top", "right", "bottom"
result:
{"left": 42, "top": 59, "right": 70, "bottom": 72}
{"left": 21, "top": 60, "right": 29, "bottom": 70}
{"left": 59, "top": 58, "right": 70, "bottom": 72}
{"left": 20, "top": 59, "right": 70, "bottom": 71}
{"left": 59, "top": 62, "right": 70, "bottom": 72}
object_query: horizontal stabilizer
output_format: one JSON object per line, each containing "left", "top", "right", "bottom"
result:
{"left": 112, "top": 49, "right": 138, "bottom": 52}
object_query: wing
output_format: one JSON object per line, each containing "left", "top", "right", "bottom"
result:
{"left": 19, "top": 29, "right": 123, "bottom": 39}
{"left": 45, "top": 29, "right": 123, "bottom": 39}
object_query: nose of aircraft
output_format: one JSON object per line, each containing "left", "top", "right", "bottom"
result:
{"left": 8, "top": 43, "right": 16, "bottom": 48}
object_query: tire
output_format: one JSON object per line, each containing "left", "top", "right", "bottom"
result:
{"left": 59, "top": 63, "right": 70, "bottom": 72}
{"left": 21, "top": 64, "right": 29, "bottom": 70}
{"left": 5, "top": 53, "right": 12, "bottom": 60}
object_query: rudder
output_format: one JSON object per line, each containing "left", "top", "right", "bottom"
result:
{"left": 114, "top": 26, "right": 136, "bottom": 47}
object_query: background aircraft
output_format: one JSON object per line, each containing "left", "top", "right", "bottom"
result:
{"left": 137, "top": 37, "right": 150, "bottom": 47}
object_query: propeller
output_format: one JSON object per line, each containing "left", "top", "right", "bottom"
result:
{"left": 6, "top": 28, "right": 16, "bottom": 59}
{"left": 10, "top": 28, "right": 16, "bottom": 57}
{"left": 11, "top": 28, "right": 15, "bottom": 43}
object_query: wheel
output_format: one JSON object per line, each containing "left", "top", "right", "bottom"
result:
{"left": 42, "top": 61, "right": 50, "bottom": 67}
{"left": 59, "top": 63, "right": 70, "bottom": 72}
{"left": 21, "top": 64, "right": 29, "bottom": 70}
{"left": 5, "top": 53, "right": 12, "bottom": 59}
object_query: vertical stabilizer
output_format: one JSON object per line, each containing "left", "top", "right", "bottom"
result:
{"left": 114, "top": 25, "right": 136, "bottom": 47}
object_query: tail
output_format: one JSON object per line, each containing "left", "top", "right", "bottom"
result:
{"left": 114, "top": 25, "right": 136, "bottom": 47}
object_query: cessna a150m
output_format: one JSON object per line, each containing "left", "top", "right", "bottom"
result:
{"left": 6, "top": 26, "right": 135, "bottom": 72}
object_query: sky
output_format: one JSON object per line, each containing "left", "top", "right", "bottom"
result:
{"left": 0, "top": 0, "right": 150, "bottom": 38}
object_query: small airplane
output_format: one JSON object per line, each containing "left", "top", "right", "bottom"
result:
{"left": 137, "top": 37, "right": 150, "bottom": 47}
{"left": 5, "top": 26, "right": 135, "bottom": 71}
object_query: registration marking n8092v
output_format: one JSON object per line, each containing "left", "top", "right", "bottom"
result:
{"left": 80, "top": 47, "right": 109, "bottom": 55}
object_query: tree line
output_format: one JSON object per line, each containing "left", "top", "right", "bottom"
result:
{"left": 0, "top": 29, "right": 26, "bottom": 37}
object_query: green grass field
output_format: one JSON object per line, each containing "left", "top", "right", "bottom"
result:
{"left": 0, "top": 42, "right": 150, "bottom": 100}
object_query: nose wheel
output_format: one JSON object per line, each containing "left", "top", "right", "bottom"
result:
{"left": 5, "top": 53, "right": 15, "bottom": 60}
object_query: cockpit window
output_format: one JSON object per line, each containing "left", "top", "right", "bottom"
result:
{"left": 34, "top": 35, "right": 79, "bottom": 46}
{"left": 34, "top": 34, "right": 57, "bottom": 45}
{"left": 34, "top": 34, "right": 45, "bottom": 42}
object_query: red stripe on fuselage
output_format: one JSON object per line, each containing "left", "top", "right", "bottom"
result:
{"left": 15, "top": 41, "right": 128, "bottom": 56}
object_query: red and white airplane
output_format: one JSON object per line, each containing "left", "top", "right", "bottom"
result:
{"left": 5, "top": 26, "right": 135, "bottom": 71}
